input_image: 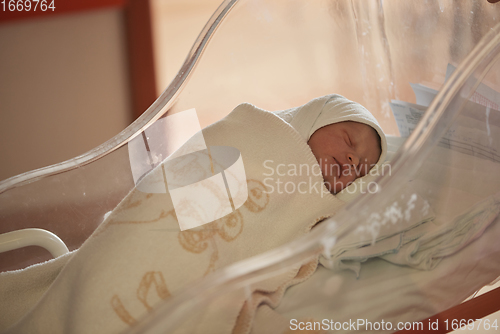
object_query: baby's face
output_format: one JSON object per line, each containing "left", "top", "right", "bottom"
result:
{"left": 307, "top": 121, "right": 381, "bottom": 194}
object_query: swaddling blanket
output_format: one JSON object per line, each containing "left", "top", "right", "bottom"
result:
{"left": 5, "top": 103, "right": 344, "bottom": 334}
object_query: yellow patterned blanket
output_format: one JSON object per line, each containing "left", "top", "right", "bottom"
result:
{"left": 5, "top": 103, "right": 345, "bottom": 334}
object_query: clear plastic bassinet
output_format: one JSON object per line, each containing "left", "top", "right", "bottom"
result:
{"left": 2, "top": 0, "right": 500, "bottom": 333}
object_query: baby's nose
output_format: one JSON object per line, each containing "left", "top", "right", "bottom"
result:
{"left": 347, "top": 152, "right": 359, "bottom": 166}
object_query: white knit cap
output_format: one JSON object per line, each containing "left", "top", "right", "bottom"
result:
{"left": 275, "top": 94, "right": 387, "bottom": 201}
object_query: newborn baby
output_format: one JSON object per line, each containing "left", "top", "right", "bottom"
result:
{"left": 275, "top": 94, "right": 387, "bottom": 195}
{"left": 308, "top": 121, "right": 382, "bottom": 193}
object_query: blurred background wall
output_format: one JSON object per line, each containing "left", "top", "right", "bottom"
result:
{"left": 0, "top": 4, "right": 131, "bottom": 181}
{"left": 151, "top": 0, "right": 220, "bottom": 94}
{"left": 0, "top": 0, "right": 219, "bottom": 182}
